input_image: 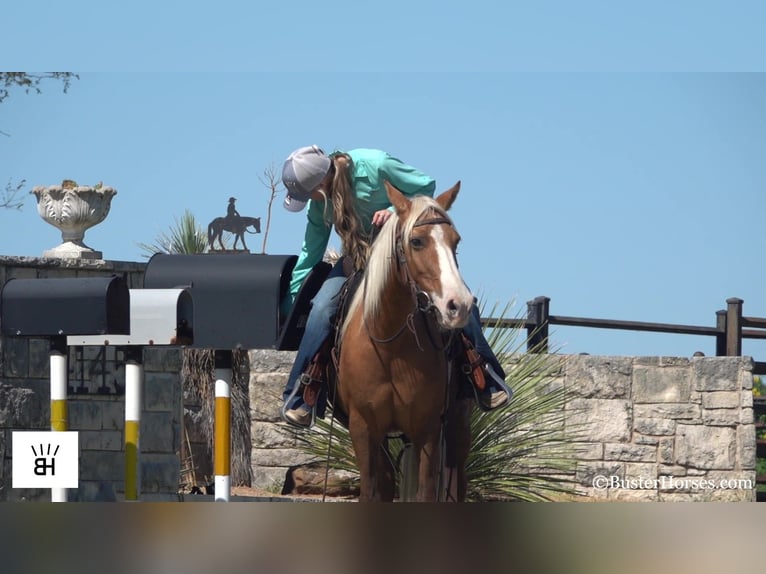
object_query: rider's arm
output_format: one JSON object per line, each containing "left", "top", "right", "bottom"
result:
{"left": 378, "top": 154, "right": 436, "bottom": 208}
{"left": 281, "top": 200, "right": 332, "bottom": 315}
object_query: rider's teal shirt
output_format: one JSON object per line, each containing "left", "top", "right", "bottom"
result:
{"left": 283, "top": 148, "right": 436, "bottom": 313}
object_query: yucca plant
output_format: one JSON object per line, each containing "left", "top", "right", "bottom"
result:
{"left": 137, "top": 209, "right": 211, "bottom": 257}
{"left": 291, "top": 299, "right": 583, "bottom": 501}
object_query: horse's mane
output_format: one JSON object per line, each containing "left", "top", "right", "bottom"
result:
{"left": 341, "top": 195, "right": 453, "bottom": 336}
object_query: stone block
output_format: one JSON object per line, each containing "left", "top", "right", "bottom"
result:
{"left": 141, "top": 411, "right": 177, "bottom": 453}
{"left": 604, "top": 443, "right": 657, "bottom": 462}
{"left": 693, "top": 357, "right": 742, "bottom": 391}
{"left": 145, "top": 372, "right": 181, "bottom": 412}
{"left": 3, "top": 338, "right": 28, "bottom": 378}
{"left": 80, "top": 429, "right": 122, "bottom": 451}
{"left": 251, "top": 447, "right": 315, "bottom": 468}
{"left": 80, "top": 450, "right": 124, "bottom": 482}
{"left": 738, "top": 424, "right": 756, "bottom": 470}
{"left": 143, "top": 347, "right": 183, "bottom": 372}
{"left": 633, "top": 417, "right": 675, "bottom": 436}
{"left": 634, "top": 403, "right": 700, "bottom": 420}
{"left": 675, "top": 424, "right": 735, "bottom": 470}
{"left": 701, "top": 391, "right": 740, "bottom": 409}
{"left": 252, "top": 465, "right": 290, "bottom": 492}
{"left": 141, "top": 453, "right": 181, "bottom": 493}
{"left": 100, "top": 399, "right": 125, "bottom": 430}
{"left": 632, "top": 366, "right": 691, "bottom": 403}
{"left": 658, "top": 437, "right": 674, "bottom": 464}
{"left": 565, "top": 399, "right": 631, "bottom": 442}
{"left": 701, "top": 409, "right": 741, "bottom": 426}
{"left": 565, "top": 356, "right": 632, "bottom": 399}
{"left": 0, "top": 383, "right": 45, "bottom": 428}
{"left": 251, "top": 421, "right": 298, "bottom": 449}
{"left": 249, "top": 350, "right": 297, "bottom": 373}
{"left": 575, "top": 461, "right": 624, "bottom": 488}
{"left": 28, "top": 339, "right": 51, "bottom": 378}
{"left": 68, "top": 400, "right": 104, "bottom": 431}
{"left": 624, "top": 462, "right": 658, "bottom": 481}
{"left": 633, "top": 434, "right": 660, "bottom": 446}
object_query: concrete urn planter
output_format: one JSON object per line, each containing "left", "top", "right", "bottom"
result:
{"left": 32, "top": 181, "right": 117, "bottom": 260}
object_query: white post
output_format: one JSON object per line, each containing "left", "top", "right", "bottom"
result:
{"left": 50, "top": 338, "right": 68, "bottom": 503}
{"left": 124, "top": 349, "right": 143, "bottom": 501}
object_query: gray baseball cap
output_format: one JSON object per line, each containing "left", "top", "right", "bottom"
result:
{"left": 281, "top": 145, "right": 332, "bottom": 212}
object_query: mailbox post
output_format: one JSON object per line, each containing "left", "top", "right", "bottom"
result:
{"left": 144, "top": 253, "right": 303, "bottom": 502}
{"left": 1, "top": 275, "right": 130, "bottom": 502}
{"left": 68, "top": 287, "right": 193, "bottom": 501}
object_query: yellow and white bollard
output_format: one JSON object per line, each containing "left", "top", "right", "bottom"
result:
{"left": 214, "top": 350, "right": 232, "bottom": 502}
{"left": 50, "top": 338, "right": 68, "bottom": 503}
{"left": 124, "top": 348, "right": 143, "bottom": 501}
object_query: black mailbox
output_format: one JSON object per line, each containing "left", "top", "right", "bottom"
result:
{"left": 144, "top": 253, "right": 298, "bottom": 350}
{"left": 0, "top": 275, "right": 130, "bottom": 337}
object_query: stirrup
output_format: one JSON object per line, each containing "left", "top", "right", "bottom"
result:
{"left": 472, "top": 364, "right": 513, "bottom": 412}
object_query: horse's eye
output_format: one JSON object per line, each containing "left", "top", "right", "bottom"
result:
{"left": 410, "top": 237, "right": 425, "bottom": 250}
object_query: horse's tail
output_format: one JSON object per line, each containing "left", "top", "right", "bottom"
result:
{"left": 207, "top": 221, "right": 215, "bottom": 245}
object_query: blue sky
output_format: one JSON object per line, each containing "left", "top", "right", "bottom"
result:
{"left": 3, "top": 2, "right": 766, "bottom": 359}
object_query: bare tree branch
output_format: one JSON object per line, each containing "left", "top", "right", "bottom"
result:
{"left": 1, "top": 179, "right": 26, "bottom": 210}
{"left": 257, "top": 164, "right": 281, "bottom": 254}
{"left": 0, "top": 72, "right": 79, "bottom": 103}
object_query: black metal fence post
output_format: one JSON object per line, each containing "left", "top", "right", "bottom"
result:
{"left": 715, "top": 309, "right": 727, "bottom": 356}
{"left": 726, "top": 298, "right": 743, "bottom": 356}
{"left": 526, "top": 296, "right": 550, "bottom": 353}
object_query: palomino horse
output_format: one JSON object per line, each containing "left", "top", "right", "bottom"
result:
{"left": 337, "top": 181, "right": 475, "bottom": 502}
{"left": 207, "top": 216, "right": 261, "bottom": 251}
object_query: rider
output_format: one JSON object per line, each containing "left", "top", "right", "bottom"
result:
{"left": 280, "top": 145, "right": 512, "bottom": 428}
{"left": 225, "top": 197, "right": 240, "bottom": 225}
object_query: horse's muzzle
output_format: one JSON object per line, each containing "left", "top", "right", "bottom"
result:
{"left": 436, "top": 294, "right": 472, "bottom": 330}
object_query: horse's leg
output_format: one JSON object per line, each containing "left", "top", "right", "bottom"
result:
{"left": 446, "top": 398, "right": 473, "bottom": 502}
{"left": 240, "top": 232, "right": 248, "bottom": 251}
{"left": 376, "top": 440, "right": 396, "bottom": 502}
{"left": 415, "top": 435, "right": 442, "bottom": 502}
{"left": 348, "top": 412, "right": 378, "bottom": 502}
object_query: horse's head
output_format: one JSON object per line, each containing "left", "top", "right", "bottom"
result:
{"left": 385, "top": 180, "right": 474, "bottom": 330}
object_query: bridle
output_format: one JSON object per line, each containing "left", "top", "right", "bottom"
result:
{"left": 364, "top": 213, "right": 457, "bottom": 350}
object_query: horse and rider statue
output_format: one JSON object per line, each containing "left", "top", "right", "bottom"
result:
{"left": 207, "top": 197, "right": 261, "bottom": 251}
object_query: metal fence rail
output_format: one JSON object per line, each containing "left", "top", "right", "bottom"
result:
{"left": 482, "top": 296, "right": 766, "bottom": 374}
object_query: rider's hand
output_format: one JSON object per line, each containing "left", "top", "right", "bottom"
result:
{"left": 372, "top": 209, "right": 393, "bottom": 227}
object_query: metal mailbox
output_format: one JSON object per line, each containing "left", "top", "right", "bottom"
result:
{"left": 67, "top": 288, "right": 193, "bottom": 347}
{"left": 0, "top": 275, "right": 130, "bottom": 337}
{"left": 143, "top": 253, "right": 297, "bottom": 350}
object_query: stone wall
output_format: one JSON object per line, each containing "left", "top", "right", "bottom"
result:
{"left": 558, "top": 355, "right": 755, "bottom": 501}
{"left": 0, "top": 256, "right": 182, "bottom": 501}
{"left": 248, "top": 352, "right": 757, "bottom": 501}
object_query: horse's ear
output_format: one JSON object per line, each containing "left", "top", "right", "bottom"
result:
{"left": 384, "top": 180, "right": 410, "bottom": 215}
{"left": 435, "top": 181, "right": 461, "bottom": 212}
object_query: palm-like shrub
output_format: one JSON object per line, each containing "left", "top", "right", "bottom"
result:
{"left": 291, "top": 300, "right": 582, "bottom": 501}
{"left": 137, "top": 209, "right": 210, "bottom": 257}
